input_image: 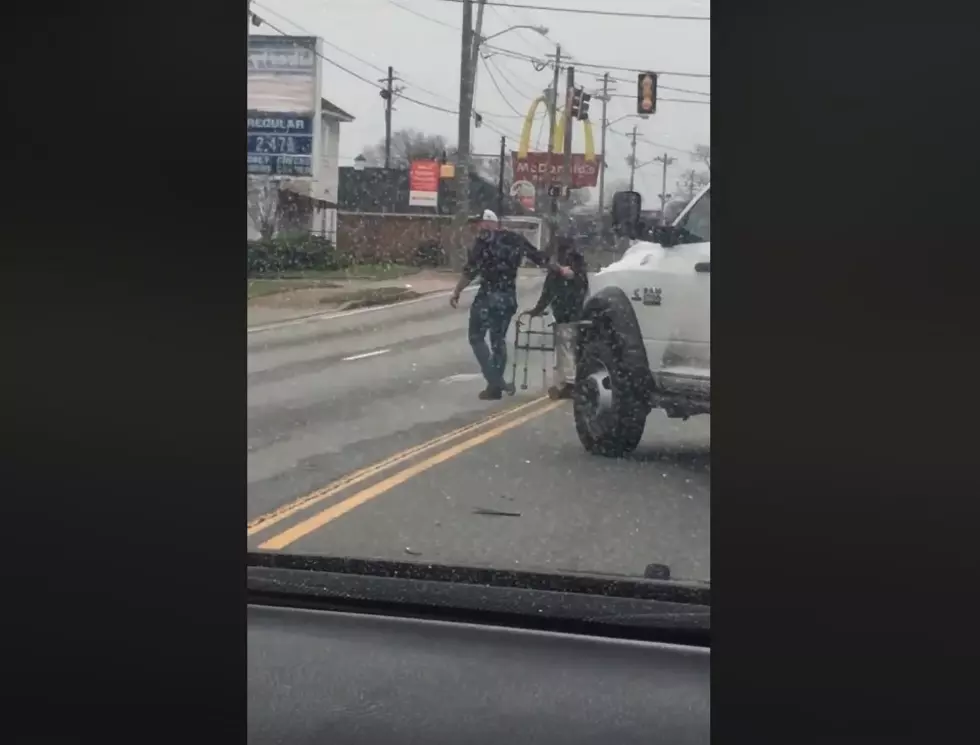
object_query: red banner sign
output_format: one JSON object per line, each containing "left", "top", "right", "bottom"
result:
{"left": 409, "top": 159, "right": 440, "bottom": 207}
{"left": 511, "top": 153, "right": 603, "bottom": 189}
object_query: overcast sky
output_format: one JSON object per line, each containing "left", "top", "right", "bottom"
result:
{"left": 248, "top": 0, "right": 709, "bottom": 206}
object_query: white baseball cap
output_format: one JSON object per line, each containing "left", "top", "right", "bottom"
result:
{"left": 482, "top": 209, "right": 499, "bottom": 223}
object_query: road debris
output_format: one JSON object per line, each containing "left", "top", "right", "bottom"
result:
{"left": 473, "top": 507, "right": 522, "bottom": 517}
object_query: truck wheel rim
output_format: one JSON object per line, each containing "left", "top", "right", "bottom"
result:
{"left": 580, "top": 361, "right": 615, "bottom": 433}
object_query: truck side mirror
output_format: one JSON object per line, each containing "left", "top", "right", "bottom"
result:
{"left": 651, "top": 223, "right": 676, "bottom": 247}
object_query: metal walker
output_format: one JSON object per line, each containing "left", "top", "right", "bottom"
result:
{"left": 506, "top": 312, "right": 556, "bottom": 393}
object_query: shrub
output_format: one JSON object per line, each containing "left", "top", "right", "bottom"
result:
{"left": 412, "top": 239, "right": 447, "bottom": 268}
{"left": 246, "top": 234, "right": 354, "bottom": 276}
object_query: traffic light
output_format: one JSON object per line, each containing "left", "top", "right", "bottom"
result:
{"left": 636, "top": 72, "right": 658, "bottom": 116}
{"left": 577, "top": 89, "right": 591, "bottom": 121}
{"left": 570, "top": 87, "right": 591, "bottom": 121}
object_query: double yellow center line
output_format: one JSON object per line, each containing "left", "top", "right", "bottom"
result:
{"left": 248, "top": 396, "right": 563, "bottom": 550}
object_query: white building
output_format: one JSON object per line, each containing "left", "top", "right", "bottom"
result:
{"left": 311, "top": 97, "right": 355, "bottom": 240}
{"left": 247, "top": 96, "right": 355, "bottom": 242}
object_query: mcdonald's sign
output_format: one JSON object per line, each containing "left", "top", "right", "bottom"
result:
{"left": 512, "top": 95, "right": 603, "bottom": 189}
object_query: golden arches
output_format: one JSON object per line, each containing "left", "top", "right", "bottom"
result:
{"left": 553, "top": 117, "right": 595, "bottom": 160}
{"left": 517, "top": 96, "right": 596, "bottom": 162}
{"left": 517, "top": 96, "right": 547, "bottom": 160}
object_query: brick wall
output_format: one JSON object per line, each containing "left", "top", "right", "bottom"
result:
{"left": 336, "top": 213, "right": 480, "bottom": 263}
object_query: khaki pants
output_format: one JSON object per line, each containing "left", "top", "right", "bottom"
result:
{"left": 554, "top": 323, "right": 577, "bottom": 387}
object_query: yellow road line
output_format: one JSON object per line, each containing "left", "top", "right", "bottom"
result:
{"left": 247, "top": 396, "right": 550, "bottom": 537}
{"left": 258, "top": 400, "right": 564, "bottom": 551}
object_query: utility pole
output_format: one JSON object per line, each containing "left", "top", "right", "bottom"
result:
{"left": 597, "top": 72, "right": 610, "bottom": 217}
{"left": 653, "top": 152, "right": 677, "bottom": 220}
{"left": 497, "top": 135, "right": 506, "bottom": 218}
{"left": 544, "top": 45, "right": 561, "bottom": 251}
{"left": 470, "top": 0, "right": 487, "bottom": 100}
{"left": 383, "top": 66, "right": 394, "bottom": 169}
{"left": 546, "top": 46, "right": 561, "bottom": 183}
{"left": 561, "top": 65, "right": 575, "bottom": 220}
{"left": 451, "top": 0, "right": 475, "bottom": 271}
{"left": 628, "top": 125, "right": 638, "bottom": 191}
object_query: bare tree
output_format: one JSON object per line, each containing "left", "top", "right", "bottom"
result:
{"left": 471, "top": 152, "right": 513, "bottom": 187}
{"left": 361, "top": 129, "right": 458, "bottom": 169}
{"left": 247, "top": 177, "right": 280, "bottom": 241}
{"left": 692, "top": 144, "right": 710, "bottom": 172}
{"left": 602, "top": 179, "right": 632, "bottom": 207}
{"left": 676, "top": 169, "right": 710, "bottom": 201}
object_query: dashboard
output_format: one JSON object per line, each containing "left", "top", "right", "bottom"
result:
{"left": 248, "top": 603, "right": 709, "bottom": 744}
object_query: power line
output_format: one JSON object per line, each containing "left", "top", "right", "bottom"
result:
{"left": 483, "top": 42, "right": 710, "bottom": 79}
{"left": 414, "top": 0, "right": 710, "bottom": 21}
{"left": 249, "top": 14, "right": 527, "bottom": 164}
{"left": 485, "top": 54, "right": 543, "bottom": 105}
{"left": 251, "top": 14, "right": 459, "bottom": 114}
{"left": 610, "top": 93, "right": 710, "bottom": 105}
{"left": 607, "top": 127, "right": 698, "bottom": 158}
{"left": 385, "top": 0, "right": 458, "bottom": 30}
{"left": 250, "top": 8, "right": 524, "bottom": 128}
{"left": 659, "top": 85, "right": 709, "bottom": 98}
{"left": 605, "top": 72, "right": 709, "bottom": 98}
{"left": 253, "top": 3, "right": 460, "bottom": 109}
{"left": 480, "top": 55, "right": 529, "bottom": 117}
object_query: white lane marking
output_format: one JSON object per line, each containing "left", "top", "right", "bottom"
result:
{"left": 342, "top": 348, "right": 391, "bottom": 362}
{"left": 440, "top": 373, "right": 483, "bottom": 383}
{"left": 246, "top": 275, "right": 542, "bottom": 335}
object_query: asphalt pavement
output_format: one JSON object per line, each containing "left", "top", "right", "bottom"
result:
{"left": 247, "top": 274, "right": 711, "bottom": 582}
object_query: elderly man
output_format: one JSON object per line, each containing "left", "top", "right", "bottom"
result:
{"left": 526, "top": 235, "right": 589, "bottom": 399}
{"left": 450, "top": 210, "right": 570, "bottom": 400}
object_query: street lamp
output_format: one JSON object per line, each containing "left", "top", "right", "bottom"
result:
{"left": 479, "top": 24, "right": 548, "bottom": 45}
{"left": 608, "top": 113, "right": 645, "bottom": 128}
{"left": 471, "top": 25, "right": 549, "bottom": 123}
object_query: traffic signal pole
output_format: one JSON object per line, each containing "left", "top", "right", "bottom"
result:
{"left": 545, "top": 46, "right": 561, "bottom": 252}
{"left": 597, "top": 72, "right": 609, "bottom": 217}
{"left": 628, "top": 125, "right": 638, "bottom": 191}
{"left": 561, "top": 65, "right": 575, "bottom": 218}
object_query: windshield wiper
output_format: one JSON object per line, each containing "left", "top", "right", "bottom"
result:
{"left": 553, "top": 562, "right": 709, "bottom": 586}
{"left": 248, "top": 552, "right": 709, "bottom": 645}
{"left": 247, "top": 552, "right": 709, "bottom": 606}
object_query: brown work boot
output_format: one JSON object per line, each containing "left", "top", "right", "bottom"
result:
{"left": 548, "top": 384, "right": 574, "bottom": 400}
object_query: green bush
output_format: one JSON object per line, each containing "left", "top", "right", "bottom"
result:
{"left": 412, "top": 239, "right": 447, "bottom": 268}
{"left": 247, "top": 234, "right": 353, "bottom": 276}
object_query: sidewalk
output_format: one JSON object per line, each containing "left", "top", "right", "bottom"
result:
{"left": 247, "top": 269, "right": 460, "bottom": 327}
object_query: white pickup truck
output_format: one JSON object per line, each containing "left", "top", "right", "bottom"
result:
{"left": 574, "top": 184, "right": 710, "bottom": 456}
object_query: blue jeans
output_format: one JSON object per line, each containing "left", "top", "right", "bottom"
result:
{"left": 468, "top": 290, "right": 517, "bottom": 390}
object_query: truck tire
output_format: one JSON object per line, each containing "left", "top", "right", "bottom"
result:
{"left": 573, "top": 333, "right": 646, "bottom": 457}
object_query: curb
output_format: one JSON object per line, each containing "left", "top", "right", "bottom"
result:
{"left": 247, "top": 286, "right": 464, "bottom": 333}
{"left": 335, "top": 288, "right": 423, "bottom": 311}
{"left": 246, "top": 275, "right": 542, "bottom": 334}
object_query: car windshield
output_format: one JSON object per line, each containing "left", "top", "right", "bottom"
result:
{"left": 247, "top": 2, "right": 710, "bottom": 593}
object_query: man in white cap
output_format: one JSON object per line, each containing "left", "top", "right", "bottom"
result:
{"left": 449, "top": 209, "right": 569, "bottom": 400}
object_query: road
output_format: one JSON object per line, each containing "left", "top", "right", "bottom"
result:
{"left": 247, "top": 275, "right": 711, "bottom": 582}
